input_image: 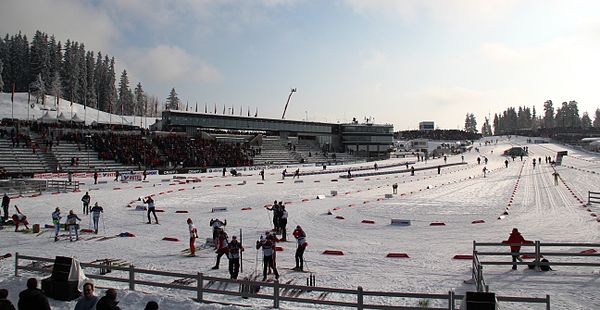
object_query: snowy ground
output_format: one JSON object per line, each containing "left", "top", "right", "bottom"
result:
{"left": 1, "top": 136, "right": 600, "bottom": 309}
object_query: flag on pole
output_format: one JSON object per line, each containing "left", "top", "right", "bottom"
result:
{"left": 239, "top": 106, "right": 242, "bottom": 116}
{"left": 214, "top": 103, "right": 216, "bottom": 114}
{"left": 155, "top": 100, "right": 158, "bottom": 115}
{"left": 145, "top": 99, "right": 148, "bottom": 115}
{"left": 204, "top": 103, "right": 207, "bottom": 113}
{"left": 223, "top": 105, "right": 225, "bottom": 114}
{"left": 195, "top": 102, "right": 198, "bottom": 112}
{"left": 11, "top": 82, "right": 15, "bottom": 103}
{"left": 108, "top": 96, "right": 112, "bottom": 113}
{"left": 255, "top": 107, "right": 258, "bottom": 117}
{"left": 247, "top": 106, "right": 250, "bottom": 117}
{"left": 186, "top": 101, "right": 188, "bottom": 111}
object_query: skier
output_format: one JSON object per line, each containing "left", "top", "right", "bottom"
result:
{"left": 374, "top": 163, "right": 378, "bottom": 171}
{"left": 279, "top": 205, "right": 288, "bottom": 242}
{"left": 2, "top": 193, "right": 9, "bottom": 221}
{"left": 347, "top": 169, "right": 352, "bottom": 178}
{"left": 227, "top": 235, "right": 244, "bottom": 279}
{"left": 265, "top": 201, "right": 281, "bottom": 233}
{"left": 12, "top": 206, "right": 29, "bottom": 232}
{"left": 256, "top": 232, "right": 279, "bottom": 281}
{"left": 51, "top": 207, "right": 61, "bottom": 241}
{"left": 293, "top": 168, "right": 300, "bottom": 179}
{"left": 66, "top": 210, "right": 82, "bottom": 241}
{"left": 259, "top": 169, "right": 265, "bottom": 181}
{"left": 81, "top": 192, "right": 91, "bottom": 215}
{"left": 437, "top": 165, "right": 441, "bottom": 175}
{"left": 212, "top": 229, "right": 229, "bottom": 269}
{"left": 90, "top": 202, "right": 104, "bottom": 234}
{"left": 502, "top": 228, "right": 533, "bottom": 270}
{"left": 93, "top": 171, "right": 98, "bottom": 185}
{"left": 187, "top": 218, "right": 198, "bottom": 257}
{"left": 210, "top": 218, "right": 227, "bottom": 245}
{"left": 483, "top": 166, "right": 487, "bottom": 178}
{"left": 410, "top": 166, "right": 415, "bottom": 176}
{"left": 143, "top": 196, "right": 158, "bottom": 224}
{"left": 114, "top": 170, "right": 120, "bottom": 182}
{"left": 505, "top": 159, "right": 509, "bottom": 168}
{"left": 222, "top": 167, "right": 226, "bottom": 177}
{"left": 281, "top": 169, "right": 287, "bottom": 180}
{"left": 552, "top": 171, "right": 560, "bottom": 186}
{"left": 293, "top": 225, "right": 308, "bottom": 271}
{"left": 392, "top": 183, "right": 398, "bottom": 194}
{"left": 143, "top": 169, "right": 147, "bottom": 181}
{"left": 477, "top": 157, "right": 481, "bottom": 165}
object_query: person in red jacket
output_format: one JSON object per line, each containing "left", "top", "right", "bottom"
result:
{"left": 212, "top": 229, "right": 229, "bottom": 269}
{"left": 292, "top": 225, "right": 308, "bottom": 271}
{"left": 187, "top": 218, "right": 198, "bottom": 257}
{"left": 502, "top": 228, "right": 533, "bottom": 270}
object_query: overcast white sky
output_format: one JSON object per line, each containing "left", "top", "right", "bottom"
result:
{"left": 2, "top": 0, "right": 600, "bottom": 129}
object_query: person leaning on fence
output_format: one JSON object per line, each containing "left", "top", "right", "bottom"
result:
{"left": 0, "top": 288, "right": 16, "bottom": 310}
{"left": 502, "top": 228, "right": 533, "bottom": 270}
{"left": 74, "top": 282, "right": 98, "bottom": 310}
{"left": 96, "top": 288, "right": 121, "bottom": 310}
{"left": 18, "top": 278, "right": 50, "bottom": 310}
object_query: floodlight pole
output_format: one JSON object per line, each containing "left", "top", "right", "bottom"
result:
{"left": 281, "top": 88, "right": 297, "bottom": 119}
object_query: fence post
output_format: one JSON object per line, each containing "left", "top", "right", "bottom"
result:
{"left": 448, "top": 290, "right": 455, "bottom": 310}
{"left": 14, "top": 252, "right": 18, "bottom": 277}
{"left": 546, "top": 294, "right": 550, "bottom": 310}
{"left": 535, "top": 241, "right": 541, "bottom": 271}
{"left": 357, "top": 286, "right": 363, "bottom": 310}
{"left": 196, "top": 272, "right": 203, "bottom": 302}
{"left": 273, "top": 280, "right": 279, "bottom": 309}
{"left": 129, "top": 264, "right": 135, "bottom": 290}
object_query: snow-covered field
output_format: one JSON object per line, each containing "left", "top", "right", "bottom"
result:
{"left": 1, "top": 135, "right": 600, "bottom": 309}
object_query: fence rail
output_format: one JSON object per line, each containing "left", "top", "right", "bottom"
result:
{"left": 589, "top": 191, "right": 600, "bottom": 205}
{"left": 15, "top": 252, "right": 549, "bottom": 309}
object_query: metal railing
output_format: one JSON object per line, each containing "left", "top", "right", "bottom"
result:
{"left": 15, "top": 253, "right": 551, "bottom": 309}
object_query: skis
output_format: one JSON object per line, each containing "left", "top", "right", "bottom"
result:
{"left": 0, "top": 253, "right": 12, "bottom": 261}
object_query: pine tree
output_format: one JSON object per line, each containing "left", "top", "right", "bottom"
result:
{"left": 166, "top": 87, "right": 180, "bottom": 110}
{"left": 85, "top": 51, "right": 95, "bottom": 108}
{"left": 581, "top": 112, "right": 592, "bottom": 128}
{"left": 593, "top": 109, "right": 600, "bottom": 128}
{"left": 0, "top": 59, "right": 4, "bottom": 92}
{"left": 134, "top": 82, "right": 145, "bottom": 116}
{"left": 118, "top": 69, "right": 131, "bottom": 114}
{"left": 30, "top": 73, "right": 46, "bottom": 104}
{"left": 481, "top": 117, "right": 492, "bottom": 136}
{"left": 543, "top": 100, "right": 554, "bottom": 128}
{"left": 30, "top": 30, "right": 50, "bottom": 90}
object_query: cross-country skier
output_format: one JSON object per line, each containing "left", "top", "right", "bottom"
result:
{"left": 143, "top": 196, "right": 158, "bottom": 224}
{"left": 392, "top": 183, "right": 398, "bottom": 194}
{"left": 187, "top": 218, "right": 198, "bottom": 257}
{"left": 293, "top": 225, "right": 308, "bottom": 271}
{"left": 552, "top": 171, "right": 560, "bottom": 186}
{"left": 90, "top": 202, "right": 103, "bottom": 234}
{"left": 12, "top": 206, "right": 29, "bottom": 232}
{"left": 93, "top": 171, "right": 98, "bottom": 185}
{"left": 259, "top": 169, "right": 265, "bottom": 180}
{"left": 293, "top": 169, "right": 300, "bottom": 179}
{"left": 227, "top": 235, "right": 244, "bottom": 279}
{"left": 257, "top": 232, "right": 279, "bottom": 281}
{"left": 210, "top": 218, "right": 226, "bottom": 245}
{"left": 66, "top": 210, "right": 82, "bottom": 241}
{"left": 212, "top": 229, "right": 229, "bottom": 269}
{"left": 81, "top": 192, "right": 91, "bottom": 215}
{"left": 51, "top": 207, "right": 61, "bottom": 241}
{"left": 282, "top": 169, "right": 287, "bottom": 180}
{"left": 280, "top": 206, "right": 288, "bottom": 242}
{"left": 2, "top": 193, "right": 9, "bottom": 221}
{"left": 265, "top": 201, "right": 280, "bottom": 233}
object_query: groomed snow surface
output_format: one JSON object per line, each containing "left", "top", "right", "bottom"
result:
{"left": 1, "top": 137, "right": 600, "bottom": 309}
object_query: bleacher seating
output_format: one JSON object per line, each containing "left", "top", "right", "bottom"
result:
{"left": 252, "top": 138, "right": 300, "bottom": 165}
{"left": 0, "top": 138, "right": 48, "bottom": 174}
{"left": 51, "top": 142, "right": 137, "bottom": 172}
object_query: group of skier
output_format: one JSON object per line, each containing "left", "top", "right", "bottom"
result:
{"left": 50, "top": 192, "right": 104, "bottom": 242}
{"left": 266, "top": 201, "right": 288, "bottom": 241}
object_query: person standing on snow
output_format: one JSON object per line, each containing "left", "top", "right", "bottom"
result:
{"left": 187, "top": 218, "right": 198, "bottom": 257}
{"left": 256, "top": 232, "right": 279, "bottom": 281}
{"left": 265, "top": 201, "right": 280, "bottom": 233}
{"left": 81, "top": 192, "right": 91, "bottom": 215}
{"left": 279, "top": 206, "right": 288, "bottom": 242}
{"left": 227, "top": 235, "right": 244, "bottom": 279}
{"left": 90, "top": 202, "right": 104, "bottom": 234}
{"left": 2, "top": 193, "right": 9, "bottom": 221}
{"left": 212, "top": 229, "right": 229, "bottom": 269}
{"left": 51, "top": 207, "right": 61, "bottom": 241}
{"left": 143, "top": 196, "right": 158, "bottom": 224}
{"left": 66, "top": 210, "right": 82, "bottom": 241}
{"left": 293, "top": 225, "right": 308, "bottom": 271}
{"left": 259, "top": 169, "right": 265, "bottom": 180}
{"left": 502, "top": 228, "right": 533, "bottom": 270}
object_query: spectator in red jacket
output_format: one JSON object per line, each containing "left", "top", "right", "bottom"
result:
{"left": 502, "top": 228, "right": 533, "bottom": 270}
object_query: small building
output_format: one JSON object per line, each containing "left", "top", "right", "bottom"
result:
{"left": 503, "top": 147, "right": 528, "bottom": 157}
{"left": 419, "top": 121, "right": 435, "bottom": 131}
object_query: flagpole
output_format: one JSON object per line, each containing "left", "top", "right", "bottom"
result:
{"left": 11, "top": 82, "right": 14, "bottom": 120}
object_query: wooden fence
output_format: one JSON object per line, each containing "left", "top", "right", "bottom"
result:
{"left": 15, "top": 252, "right": 550, "bottom": 309}
{"left": 589, "top": 191, "right": 600, "bottom": 206}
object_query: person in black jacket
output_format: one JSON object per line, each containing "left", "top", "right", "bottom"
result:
{"left": 96, "top": 288, "right": 121, "bottom": 310}
{"left": 0, "top": 288, "right": 16, "bottom": 310}
{"left": 17, "top": 278, "right": 50, "bottom": 310}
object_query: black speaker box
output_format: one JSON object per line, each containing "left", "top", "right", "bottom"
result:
{"left": 41, "top": 278, "right": 81, "bottom": 301}
{"left": 51, "top": 256, "right": 73, "bottom": 281}
{"left": 465, "top": 292, "right": 496, "bottom": 310}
